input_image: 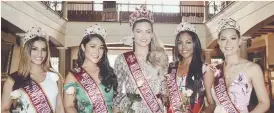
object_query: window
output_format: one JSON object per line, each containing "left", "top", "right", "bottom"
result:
{"left": 49, "top": 1, "right": 62, "bottom": 11}
{"left": 50, "top": 57, "right": 59, "bottom": 72}
{"left": 94, "top": 1, "right": 103, "bottom": 11}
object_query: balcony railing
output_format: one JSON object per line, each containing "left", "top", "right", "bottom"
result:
{"left": 66, "top": 2, "right": 205, "bottom": 24}
{"left": 207, "top": 1, "right": 234, "bottom": 20}
{"left": 41, "top": 1, "right": 63, "bottom": 17}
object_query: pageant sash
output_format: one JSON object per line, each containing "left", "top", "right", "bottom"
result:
{"left": 214, "top": 64, "right": 240, "bottom": 113}
{"left": 166, "top": 62, "right": 183, "bottom": 113}
{"left": 123, "top": 52, "right": 163, "bottom": 113}
{"left": 22, "top": 80, "right": 53, "bottom": 113}
{"left": 72, "top": 67, "right": 109, "bottom": 113}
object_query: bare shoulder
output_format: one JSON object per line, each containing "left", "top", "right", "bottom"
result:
{"left": 244, "top": 60, "right": 261, "bottom": 71}
{"left": 4, "top": 76, "right": 15, "bottom": 87}
{"left": 64, "top": 72, "right": 77, "bottom": 84}
{"left": 243, "top": 60, "right": 263, "bottom": 78}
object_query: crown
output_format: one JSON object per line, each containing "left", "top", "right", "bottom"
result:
{"left": 217, "top": 18, "right": 240, "bottom": 33}
{"left": 84, "top": 24, "right": 107, "bottom": 39}
{"left": 175, "top": 18, "right": 197, "bottom": 35}
{"left": 22, "top": 26, "right": 48, "bottom": 46}
{"left": 129, "top": 5, "right": 154, "bottom": 26}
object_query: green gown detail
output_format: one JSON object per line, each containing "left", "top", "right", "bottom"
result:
{"left": 64, "top": 82, "right": 113, "bottom": 113}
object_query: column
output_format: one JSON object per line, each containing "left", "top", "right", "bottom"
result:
{"left": 205, "top": 49, "right": 213, "bottom": 64}
{"left": 57, "top": 47, "right": 69, "bottom": 78}
{"left": 203, "top": 1, "right": 209, "bottom": 23}
{"left": 62, "top": 1, "right": 68, "bottom": 20}
{"left": 240, "top": 36, "right": 251, "bottom": 59}
{"left": 264, "top": 33, "right": 274, "bottom": 99}
{"left": 265, "top": 33, "right": 274, "bottom": 66}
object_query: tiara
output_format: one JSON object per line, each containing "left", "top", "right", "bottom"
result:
{"left": 22, "top": 26, "right": 48, "bottom": 46}
{"left": 129, "top": 5, "right": 154, "bottom": 26}
{"left": 217, "top": 18, "right": 240, "bottom": 33}
{"left": 84, "top": 24, "right": 107, "bottom": 39}
{"left": 175, "top": 18, "right": 197, "bottom": 35}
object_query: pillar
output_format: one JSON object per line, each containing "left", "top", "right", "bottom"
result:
{"left": 203, "top": 1, "right": 209, "bottom": 23}
{"left": 62, "top": 1, "right": 68, "bottom": 20}
{"left": 264, "top": 33, "right": 274, "bottom": 99}
{"left": 205, "top": 49, "right": 213, "bottom": 64}
{"left": 57, "top": 47, "right": 71, "bottom": 78}
{"left": 265, "top": 33, "right": 274, "bottom": 66}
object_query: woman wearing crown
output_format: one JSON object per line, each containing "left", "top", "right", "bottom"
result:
{"left": 165, "top": 19, "right": 214, "bottom": 113}
{"left": 113, "top": 5, "right": 169, "bottom": 113}
{"left": 63, "top": 24, "right": 118, "bottom": 113}
{"left": 1, "top": 27, "right": 65, "bottom": 113}
{"left": 203, "top": 18, "right": 270, "bottom": 113}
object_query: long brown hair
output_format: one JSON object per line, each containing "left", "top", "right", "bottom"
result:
{"left": 18, "top": 36, "right": 51, "bottom": 77}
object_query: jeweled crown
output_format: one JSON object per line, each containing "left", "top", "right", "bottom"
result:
{"left": 84, "top": 24, "right": 107, "bottom": 39}
{"left": 22, "top": 26, "right": 48, "bottom": 46}
{"left": 217, "top": 18, "right": 240, "bottom": 33}
{"left": 129, "top": 5, "right": 154, "bottom": 26}
{"left": 175, "top": 18, "right": 197, "bottom": 35}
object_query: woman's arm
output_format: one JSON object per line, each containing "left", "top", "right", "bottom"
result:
{"left": 203, "top": 67, "right": 216, "bottom": 113}
{"left": 160, "top": 77, "right": 169, "bottom": 106}
{"left": 56, "top": 75, "right": 65, "bottom": 113}
{"left": 63, "top": 72, "right": 78, "bottom": 113}
{"left": 1, "top": 77, "right": 14, "bottom": 113}
{"left": 249, "top": 64, "right": 270, "bottom": 113}
{"left": 113, "top": 55, "right": 126, "bottom": 113}
{"left": 56, "top": 93, "right": 65, "bottom": 113}
{"left": 159, "top": 55, "right": 169, "bottom": 106}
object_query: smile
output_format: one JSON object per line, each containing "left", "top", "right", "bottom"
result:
{"left": 182, "top": 50, "right": 189, "bottom": 53}
{"left": 225, "top": 47, "right": 233, "bottom": 50}
{"left": 92, "top": 55, "right": 99, "bottom": 59}
{"left": 140, "top": 39, "right": 148, "bottom": 42}
{"left": 35, "top": 57, "right": 43, "bottom": 60}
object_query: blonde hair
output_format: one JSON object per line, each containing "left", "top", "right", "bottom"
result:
{"left": 147, "top": 33, "right": 169, "bottom": 70}
{"left": 132, "top": 19, "right": 169, "bottom": 71}
{"left": 18, "top": 36, "right": 51, "bottom": 78}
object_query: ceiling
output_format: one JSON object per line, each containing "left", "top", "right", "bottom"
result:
{"left": 246, "top": 15, "right": 274, "bottom": 38}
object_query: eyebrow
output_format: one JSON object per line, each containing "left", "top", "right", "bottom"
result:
{"left": 220, "top": 35, "right": 237, "bottom": 38}
{"left": 178, "top": 39, "right": 192, "bottom": 42}
{"left": 220, "top": 36, "right": 227, "bottom": 38}
{"left": 230, "top": 35, "right": 237, "bottom": 38}
{"left": 32, "top": 46, "right": 46, "bottom": 49}
{"left": 135, "top": 29, "right": 152, "bottom": 31}
{"left": 87, "top": 43, "right": 103, "bottom": 46}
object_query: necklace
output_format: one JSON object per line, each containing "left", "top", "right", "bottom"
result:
{"left": 224, "top": 61, "right": 240, "bottom": 84}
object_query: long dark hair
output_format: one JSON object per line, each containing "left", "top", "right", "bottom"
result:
{"left": 77, "top": 34, "right": 118, "bottom": 95}
{"left": 174, "top": 31, "right": 204, "bottom": 106}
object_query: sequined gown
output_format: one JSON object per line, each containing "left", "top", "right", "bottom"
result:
{"left": 113, "top": 53, "right": 167, "bottom": 113}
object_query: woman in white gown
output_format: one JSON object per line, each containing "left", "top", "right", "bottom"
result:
{"left": 1, "top": 27, "right": 64, "bottom": 113}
